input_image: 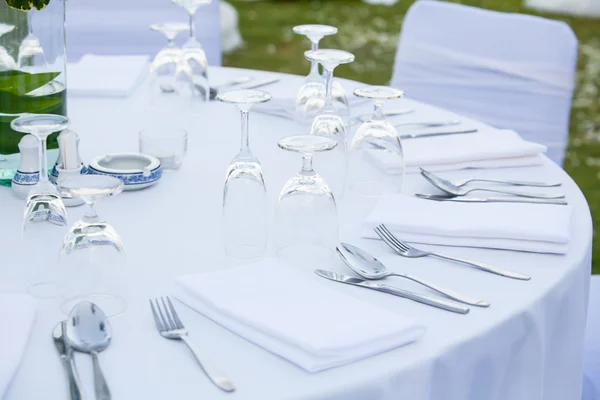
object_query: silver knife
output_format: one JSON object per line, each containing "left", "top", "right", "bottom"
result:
{"left": 234, "top": 77, "right": 280, "bottom": 90}
{"left": 314, "top": 270, "right": 469, "bottom": 314}
{"left": 399, "top": 128, "right": 478, "bottom": 140}
{"left": 53, "top": 322, "right": 85, "bottom": 400}
{"left": 350, "top": 108, "right": 415, "bottom": 126}
{"left": 414, "top": 193, "right": 568, "bottom": 205}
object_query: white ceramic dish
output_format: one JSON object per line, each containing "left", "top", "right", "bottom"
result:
{"left": 88, "top": 153, "right": 162, "bottom": 190}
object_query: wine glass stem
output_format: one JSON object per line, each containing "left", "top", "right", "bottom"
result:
{"left": 309, "top": 41, "right": 319, "bottom": 77}
{"left": 37, "top": 137, "right": 48, "bottom": 183}
{"left": 240, "top": 109, "right": 250, "bottom": 153}
{"left": 323, "top": 67, "right": 334, "bottom": 109}
{"left": 373, "top": 101, "right": 385, "bottom": 120}
{"left": 84, "top": 202, "right": 99, "bottom": 223}
{"left": 27, "top": 12, "right": 33, "bottom": 35}
{"left": 300, "top": 155, "right": 314, "bottom": 177}
{"left": 188, "top": 12, "right": 195, "bottom": 39}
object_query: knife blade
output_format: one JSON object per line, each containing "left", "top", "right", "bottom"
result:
{"left": 314, "top": 270, "right": 469, "bottom": 314}
{"left": 53, "top": 321, "right": 85, "bottom": 400}
{"left": 414, "top": 193, "right": 568, "bottom": 205}
{"left": 399, "top": 128, "right": 478, "bottom": 140}
{"left": 234, "top": 77, "right": 280, "bottom": 90}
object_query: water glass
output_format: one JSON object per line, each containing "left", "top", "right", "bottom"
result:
{"left": 139, "top": 128, "right": 188, "bottom": 170}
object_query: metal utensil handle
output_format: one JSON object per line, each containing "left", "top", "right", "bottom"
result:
{"left": 483, "top": 197, "right": 568, "bottom": 205}
{"left": 400, "top": 129, "right": 477, "bottom": 140}
{"left": 469, "top": 178, "right": 561, "bottom": 187}
{"left": 394, "top": 273, "right": 490, "bottom": 307}
{"left": 62, "top": 357, "right": 85, "bottom": 400}
{"left": 214, "top": 76, "right": 253, "bottom": 90}
{"left": 476, "top": 187, "right": 565, "bottom": 199}
{"left": 91, "top": 352, "right": 111, "bottom": 400}
{"left": 237, "top": 78, "right": 279, "bottom": 90}
{"left": 378, "top": 284, "right": 470, "bottom": 314}
{"left": 180, "top": 335, "right": 236, "bottom": 392}
{"left": 431, "top": 253, "right": 531, "bottom": 281}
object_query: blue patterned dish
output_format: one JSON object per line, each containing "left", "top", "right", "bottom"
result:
{"left": 88, "top": 153, "right": 162, "bottom": 190}
{"left": 50, "top": 163, "right": 88, "bottom": 183}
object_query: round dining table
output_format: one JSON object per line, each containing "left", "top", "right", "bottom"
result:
{"left": 0, "top": 66, "right": 592, "bottom": 400}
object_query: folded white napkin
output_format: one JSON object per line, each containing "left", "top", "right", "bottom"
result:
{"left": 173, "top": 259, "right": 425, "bottom": 372}
{"left": 362, "top": 194, "right": 572, "bottom": 254}
{"left": 67, "top": 54, "right": 149, "bottom": 97}
{"left": 371, "top": 129, "right": 546, "bottom": 173}
{"left": 0, "top": 294, "right": 36, "bottom": 398}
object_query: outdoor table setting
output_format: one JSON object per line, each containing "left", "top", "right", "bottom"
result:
{"left": 0, "top": 1, "right": 595, "bottom": 399}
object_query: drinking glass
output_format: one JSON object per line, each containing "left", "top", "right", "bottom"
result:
{"left": 59, "top": 174, "right": 127, "bottom": 318}
{"left": 11, "top": 114, "right": 69, "bottom": 298}
{"left": 275, "top": 135, "right": 338, "bottom": 266}
{"left": 306, "top": 49, "right": 354, "bottom": 199}
{"left": 218, "top": 89, "right": 271, "bottom": 260}
{"left": 139, "top": 128, "right": 188, "bottom": 170}
{"left": 349, "top": 86, "right": 405, "bottom": 196}
{"left": 150, "top": 22, "right": 188, "bottom": 65}
{"left": 293, "top": 24, "right": 336, "bottom": 125}
{"left": 171, "top": 0, "right": 211, "bottom": 100}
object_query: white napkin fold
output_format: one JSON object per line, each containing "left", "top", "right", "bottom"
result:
{"left": 0, "top": 294, "right": 36, "bottom": 398}
{"left": 67, "top": 54, "right": 149, "bottom": 97}
{"left": 172, "top": 259, "right": 425, "bottom": 372}
{"left": 371, "top": 129, "right": 546, "bottom": 173}
{"left": 362, "top": 194, "right": 572, "bottom": 254}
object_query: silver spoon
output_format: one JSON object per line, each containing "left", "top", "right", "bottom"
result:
{"left": 337, "top": 243, "right": 490, "bottom": 307}
{"left": 66, "top": 302, "right": 112, "bottom": 400}
{"left": 420, "top": 168, "right": 565, "bottom": 199}
{"left": 53, "top": 321, "right": 85, "bottom": 400}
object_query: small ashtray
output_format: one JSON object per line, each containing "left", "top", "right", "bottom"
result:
{"left": 88, "top": 153, "right": 162, "bottom": 190}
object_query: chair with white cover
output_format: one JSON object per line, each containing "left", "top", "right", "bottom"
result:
{"left": 391, "top": 0, "right": 578, "bottom": 166}
{"left": 583, "top": 275, "right": 600, "bottom": 400}
{"left": 66, "top": 0, "right": 222, "bottom": 66}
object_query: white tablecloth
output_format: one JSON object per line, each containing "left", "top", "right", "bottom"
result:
{"left": 0, "top": 67, "right": 592, "bottom": 400}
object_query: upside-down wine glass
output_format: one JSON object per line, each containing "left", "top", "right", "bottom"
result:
{"left": 293, "top": 24, "right": 337, "bottom": 125}
{"left": 275, "top": 135, "right": 338, "bottom": 266}
{"left": 349, "top": 86, "right": 405, "bottom": 196}
{"left": 171, "top": 0, "right": 211, "bottom": 100}
{"left": 306, "top": 49, "right": 354, "bottom": 199}
{"left": 218, "top": 89, "right": 271, "bottom": 260}
{"left": 11, "top": 114, "right": 69, "bottom": 298}
{"left": 59, "top": 174, "right": 127, "bottom": 318}
{"left": 149, "top": 22, "right": 188, "bottom": 99}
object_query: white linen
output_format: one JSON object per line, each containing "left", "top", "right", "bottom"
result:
{"left": 0, "top": 66, "right": 592, "bottom": 400}
{"left": 362, "top": 194, "right": 572, "bottom": 254}
{"left": 391, "top": 1, "right": 577, "bottom": 165}
{"left": 0, "top": 295, "right": 35, "bottom": 399}
{"left": 172, "top": 259, "right": 425, "bottom": 372}
{"left": 583, "top": 275, "right": 600, "bottom": 400}
{"left": 373, "top": 129, "right": 546, "bottom": 173}
{"left": 67, "top": 55, "right": 149, "bottom": 98}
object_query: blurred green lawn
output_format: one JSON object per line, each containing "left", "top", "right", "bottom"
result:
{"left": 224, "top": 0, "right": 600, "bottom": 273}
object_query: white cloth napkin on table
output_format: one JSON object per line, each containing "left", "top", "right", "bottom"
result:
{"left": 362, "top": 195, "right": 572, "bottom": 254}
{"left": 0, "top": 294, "right": 35, "bottom": 398}
{"left": 371, "top": 129, "right": 546, "bottom": 173}
{"left": 67, "top": 54, "right": 149, "bottom": 97}
{"left": 172, "top": 259, "right": 425, "bottom": 373}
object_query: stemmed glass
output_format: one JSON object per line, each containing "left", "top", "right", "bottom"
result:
{"left": 59, "top": 174, "right": 127, "bottom": 318}
{"left": 11, "top": 114, "right": 69, "bottom": 298}
{"left": 349, "top": 86, "right": 405, "bottom": 196}
{"left": 218, "top": 89, "right": 271, "bottom": 260}
{"left": 306, "top": 49, "right": 355, "bottom": 199}
{"left": 149, "top": 22, "right": 188, "bottom": 96}
{"left": 17, "top": 12, "right": 46, "bottom": 69}
{"left": 293, "top": 25, "right": 337, "bottom": 124}
{"left": 275, "top": 135, "right": 338, "bottom": 266}
{"left": 171, "top": 0, "right": 211, "bottom": 100}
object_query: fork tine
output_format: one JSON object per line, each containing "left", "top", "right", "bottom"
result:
{"left": 155, "top": 298, "right": 172, "bottom": 331}
{"left": 374, "top": 226, "right": 399, "bottom": 251}
{"left": 161, "top": 297, "right": 178, "bottom": 330}
{"left": 149, "top": 299, "right": 165, "bottom": 333}
{"left": 379, "top": 224, "right": 410, "bottom": 252}
{"left": 166, "top": 297, "right": 185, "bottom": 330}
{"left": 376, "top": 226, "right": 405, "bottom": 253}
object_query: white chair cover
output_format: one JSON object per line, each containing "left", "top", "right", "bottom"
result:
{"left": 66, "top": 0, "right": 222, "bottom": 66}
{"left": 391, "top": 1, "right": 577, "bottom": 166}
{"left": 583, "top": 275, "right": 600, "bottom": 400}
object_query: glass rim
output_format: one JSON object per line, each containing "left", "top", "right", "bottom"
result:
{"left": 139, "top": 128, "right": 188, "bottom": 140}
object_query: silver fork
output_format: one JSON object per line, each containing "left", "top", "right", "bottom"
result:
{"left": 149, "top": 297, "right": 236, "bottom": 392}
{"left": 374, "top": 224, "right": 531, "bottom": 281}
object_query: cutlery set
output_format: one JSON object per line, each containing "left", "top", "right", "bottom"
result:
{"left": 209, "top": 76, "right": 281, "bottom": 101}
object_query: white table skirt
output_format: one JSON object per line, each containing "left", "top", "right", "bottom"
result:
{"left": 0, "top": 66, "right": 592, "bottom": 400}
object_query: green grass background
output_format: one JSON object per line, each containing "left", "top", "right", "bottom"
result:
{"left": 223, "top": 0, "right": 600, "bottom": 273}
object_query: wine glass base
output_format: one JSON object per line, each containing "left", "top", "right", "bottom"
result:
{"left": 27, "top": 282, "right": 63, "bottom": 299}
{"left": 226, "top": 245, "right": 264, "bottom": 260}
{"left": 61, "top": 293, "right": 127, "bottom": 318}
{"left": 277, "top": 245, "right": 334, "bottom": 266}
